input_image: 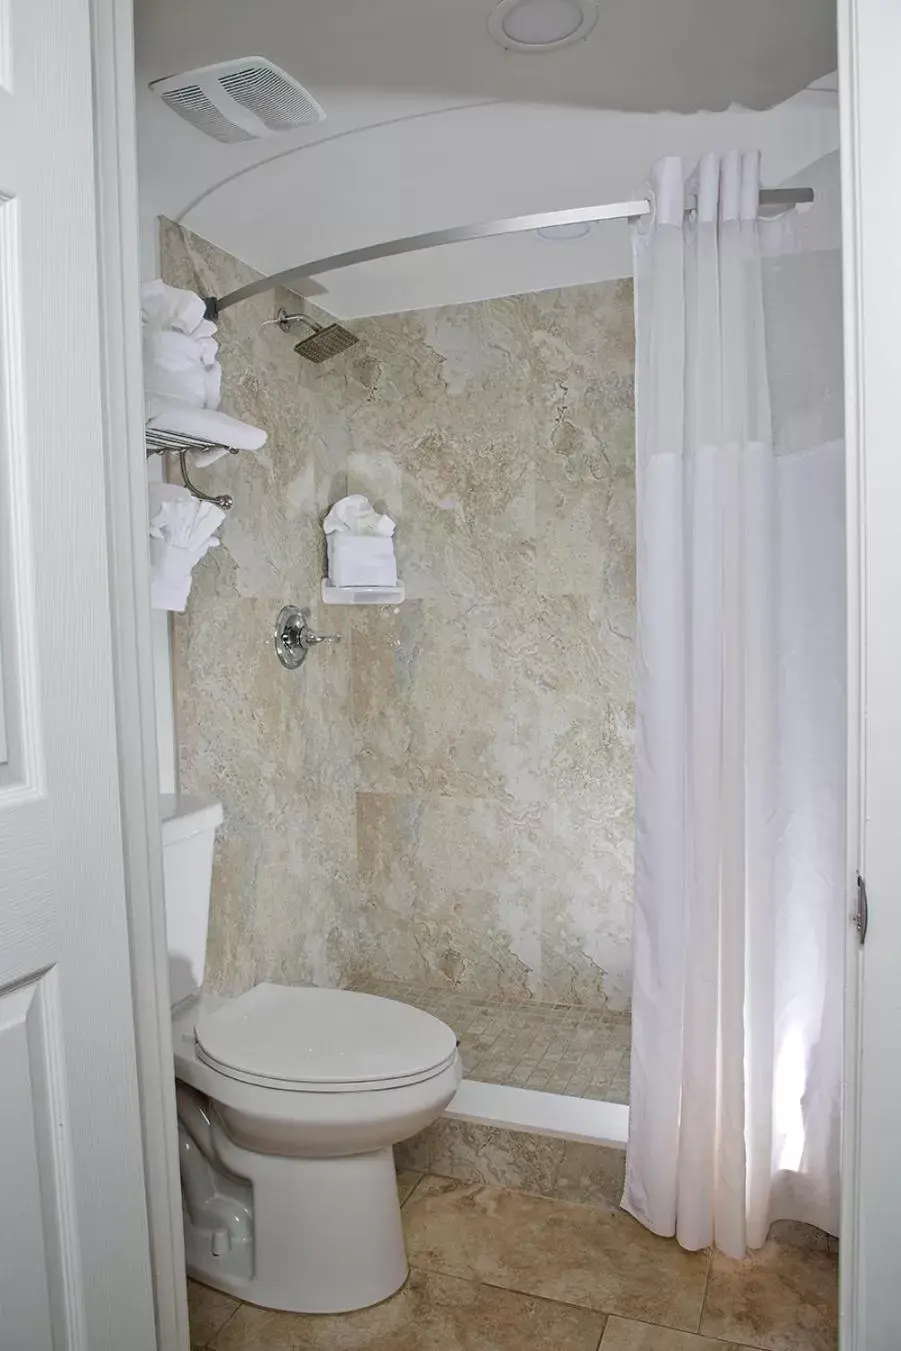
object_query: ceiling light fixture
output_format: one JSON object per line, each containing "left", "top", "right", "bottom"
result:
{"left": 488, "top": 0, "right": 600, "bottom": 53}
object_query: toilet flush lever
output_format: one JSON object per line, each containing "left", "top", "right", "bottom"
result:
{"left": 274, "top": 605, "right": 341, "bottom": 670}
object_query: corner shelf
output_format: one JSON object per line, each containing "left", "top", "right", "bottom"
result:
{"left": 321, "top": 580, "right": 405, "bottom": 606}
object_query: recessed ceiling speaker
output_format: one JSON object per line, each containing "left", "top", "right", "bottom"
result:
{"left": 151, "top": 58, "right": 326, "bottom": 144}
{"left": 487, "top": 0, "right": 599, "bottom": 52}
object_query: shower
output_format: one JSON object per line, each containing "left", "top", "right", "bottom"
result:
{"left": 263, "top": 306, "right": 360, "bottom": 362}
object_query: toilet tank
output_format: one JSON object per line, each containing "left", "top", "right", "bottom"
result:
{"left": 160, "top": 794, "right": 223, "bottom": 1006}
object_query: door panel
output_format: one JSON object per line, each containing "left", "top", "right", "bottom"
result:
{"left": 0, "top": 0, "right": 158, "bottom": 1342}
{"left": 838, "top": 0, "right": 901, "bottom": 1346}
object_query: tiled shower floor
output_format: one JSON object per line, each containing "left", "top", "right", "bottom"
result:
{"left": 354, "top": 981, "right": 631, "bottom": 1103}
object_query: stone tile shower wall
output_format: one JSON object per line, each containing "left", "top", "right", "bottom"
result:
{"left": 164, "top": 220, "right": 636, "bottom": 1009}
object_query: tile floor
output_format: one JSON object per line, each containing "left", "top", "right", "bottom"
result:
{"left": 353, "top": 980, "right": 632, "bottom": 1102}
{"left": 188, "top": 1171, "right": 838, "bottom": 1351}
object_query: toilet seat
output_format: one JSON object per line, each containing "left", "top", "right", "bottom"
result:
{"left": 194, "top": 982, "right": 459, "bottom": 1093}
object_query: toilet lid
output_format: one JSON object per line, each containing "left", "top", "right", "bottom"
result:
{"left": 193, "top": 983, "right": 459, "bottom": 1093}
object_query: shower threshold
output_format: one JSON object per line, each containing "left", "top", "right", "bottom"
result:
{"left": 353, "top": 980, "right": 631, "bottom": 1149}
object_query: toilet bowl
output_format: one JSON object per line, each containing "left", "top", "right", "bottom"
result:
{"left": 161, "top": 796, "right": 461, "bottom": 1314}
{"left": 173, "top": 983, "right": 461, "bottom": 1312}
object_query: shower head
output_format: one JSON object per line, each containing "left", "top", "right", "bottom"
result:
{"left": 263, "top": 307, "right": 359, "bottom": 363}
{"left": 294, "top": 322, "right": 358, "bottom": 363}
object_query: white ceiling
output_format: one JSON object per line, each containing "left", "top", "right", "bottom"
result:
{"left": 134, "top": 0, "right": 838, "bottom": 315}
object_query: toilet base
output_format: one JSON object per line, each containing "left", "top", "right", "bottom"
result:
{"left": 188, "top": 1131, "right": 409, "bottom": 1314}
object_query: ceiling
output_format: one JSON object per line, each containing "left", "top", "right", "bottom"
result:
{"left": 134, "top": 0, "right": 838, "bottom": 315}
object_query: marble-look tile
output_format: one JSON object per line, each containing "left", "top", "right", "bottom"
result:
{"left": 396, "top": 1169, "right": 422, "bottom": 1204}
{"left": 186, "top": 1280, "right": 239, "bottom": 1349}
{"left": 355, "top": 790, "right": 544, "bottom": 998}
{"left": 403, "top": 1176, "right": 708, "bottom": 1331}
{"left": 355, "top": 787, "right": 632, "bottom": 1005}
{"left": 395, "top": 1118, "right": 625, "bottom": 1209}
{"left": 700, "top": 1242, "right": 838, "bottom": 1351}
{"left": 208, "top": 1268, "right": 606, "bottom": 1351}
{"left": 766, "top": 1220, "right": 832, "bottom": 1253}
{"left": 351, "top": 593, "right": 633, "bottom": 804}
{"left": 165, "top": 217, "right": 636, "bottom": 1006}
{"left": 600, "top": 1316, "right": 751, "bottom": 1350}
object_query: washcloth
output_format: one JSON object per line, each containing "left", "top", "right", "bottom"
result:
{"left": 323, "top": 494, "right": 396, "bottom": 537}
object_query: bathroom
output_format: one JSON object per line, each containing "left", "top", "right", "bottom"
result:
{"left": 136, "top": 2, "right": 845, "bottom": 1347}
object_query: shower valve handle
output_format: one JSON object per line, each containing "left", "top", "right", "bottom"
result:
{"left": 274, "top": 605, "right": 341, "bottom": 670}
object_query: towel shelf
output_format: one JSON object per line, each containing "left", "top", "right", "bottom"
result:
{"left": 145, "top": 426, "right": 237, "bottom": 512}
{"left": 321, "top": 579, "right": 406, "bottom": 606}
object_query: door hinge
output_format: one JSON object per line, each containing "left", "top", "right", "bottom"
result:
{"left": 855, "top": 873, "right": 869, "bottom": 945}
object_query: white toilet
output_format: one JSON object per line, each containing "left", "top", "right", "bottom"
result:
{"left": 161, "top": 794, "right": 462, "bottom": 1314}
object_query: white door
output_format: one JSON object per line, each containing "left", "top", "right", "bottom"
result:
{"left": 0, "top": 0, "right": 159, "bottom": 1342}
{"left": 838, "top": 1, "right": 901, "bottom": 1348}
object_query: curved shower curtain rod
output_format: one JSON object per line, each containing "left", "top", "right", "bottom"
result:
{"left": 203, "top": 186, "right": 814, "bottom": 319}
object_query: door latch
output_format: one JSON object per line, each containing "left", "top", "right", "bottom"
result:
{"left": 855, "top": 873, "right": 868, "bottom": 945}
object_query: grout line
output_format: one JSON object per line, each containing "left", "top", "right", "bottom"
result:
{"left": 408, "top": 1250, "right": 705, "bottom": 1338}
{"left": 206, "top": 1300, "right": 242, "bottom": 1349}
{"left": 400, "top": 1172, "right": 427, "bottom": 1208}
{"left": 696, "top": 1246, "right": 713, "bottom": 1335}
{"left": 407, "top": 1258, "right": 612, "bottom": 1333}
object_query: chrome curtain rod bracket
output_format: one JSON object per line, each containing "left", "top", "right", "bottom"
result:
{"left": 145, "top": 427, "right": 237, "bottom": 511}
{"left": 203, "top": 186, "right": 815, "bottom": 317}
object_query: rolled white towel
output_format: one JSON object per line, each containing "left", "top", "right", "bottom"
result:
{"left": 145, "top": 396, "right": 267, "bottom": 466}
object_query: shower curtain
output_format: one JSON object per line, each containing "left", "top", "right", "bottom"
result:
{"left": 623, "top": 150, "right": 844, "bottom": 1258}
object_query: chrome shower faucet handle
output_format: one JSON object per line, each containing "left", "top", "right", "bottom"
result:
{"left": 274, "top": 605, "right": 342, "bottom": 669}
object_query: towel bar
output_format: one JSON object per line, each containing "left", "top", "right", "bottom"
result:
{"left": 145, "top": 426, "right": 237, "bottom": 511}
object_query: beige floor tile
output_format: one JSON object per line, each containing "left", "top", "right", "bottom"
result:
{"left": 397, "top": 1169, "right": 423, "bottom": 1204}
{"left": 403, "top": 1175, "right": 709, "bottom": 1331}
{"left": 187, "top": 1279, "right": 240, "bottom": 1348}
{"left": 600, "top": 1314, "right": 752, "bottom": 1349}
{"left": 700, "top": 1242, "right": 838, "bottom": 1351}
{"left": 208, "top": 1268, "right": 606, "bottom": 1350}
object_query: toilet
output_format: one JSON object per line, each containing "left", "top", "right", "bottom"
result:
{"left": 161, "top": 794, "right": 462, "bottom": 1314}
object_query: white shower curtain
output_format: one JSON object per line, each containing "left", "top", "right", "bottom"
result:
{"left": 623, "top": 151, "right": 844, "bottom": 1257}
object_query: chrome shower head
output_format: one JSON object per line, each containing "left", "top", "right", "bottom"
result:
{"left": 293, "top": 322, "right": 358, "bottom": 363}
{"left": 263, "top": 307, "right": 359, "bottom": 363}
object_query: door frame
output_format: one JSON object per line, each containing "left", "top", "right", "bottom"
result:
{"left": 837, "top": 1, "right": 901, "bottom": 1348}
{"left": 89, "top": 0, "right": 188, "bottom": 1347}
{"left": 836, "top": 0, "right": 863, "bottom": 1338}
{"left": 87, "top": 0, "right": 891, "bottom": 1348}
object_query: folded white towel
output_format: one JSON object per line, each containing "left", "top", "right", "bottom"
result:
{"left": 146, "top": 396, "right": 268, "bottom": 465}
{"left": 149, "top": 536, "right": 220, "bottom": 611}
{"left": 148, "top": 483, "right": 224, "bottom": 611}
{"left": 142, "top": 281, "right": 224, "bottom": 417}
{"left": 141, "top": 280, "right": 208, "bottom": 337}
{"left": 202, "top": 363, "right": 222, "bottom": 413}
{"left": 143, "top": 336, "right": 208, "bottom": 408}
{"left": 149, "top": 481, "right": 225, "bottom": 548}
{"left": 327, "top": 533, "right": 398, "bottom": 588}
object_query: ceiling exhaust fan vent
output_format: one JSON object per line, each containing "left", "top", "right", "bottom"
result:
{"left": 151, "top": 58, "right": 326, "bottom": 144}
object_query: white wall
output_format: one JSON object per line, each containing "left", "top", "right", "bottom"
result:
{"left": 177, "top": 94, "right": 839, "bottom": 316}
{"left": 139, "top": 89, "right": 838, "bottom": 318}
